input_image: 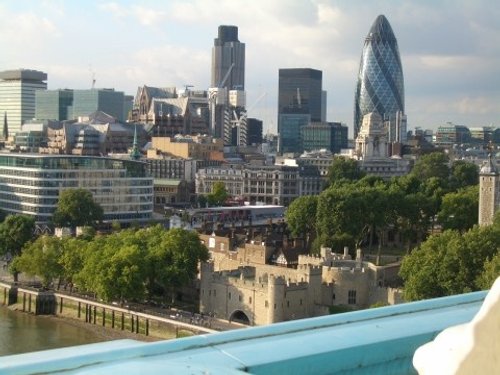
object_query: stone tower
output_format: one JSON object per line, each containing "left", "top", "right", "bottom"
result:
{"left": 355, "top": 112, "right": 389, "bottom": 160}
{"left": 478, "top": 153, "right": 499, "bottom": 226}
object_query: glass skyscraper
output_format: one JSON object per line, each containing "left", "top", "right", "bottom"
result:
{"left": 35, "top": 89, "right": 73, "bottom": 121}
{"left": 278, "top": 68, "right": 323, "bottom": 153}
{"left": 72, "top": 89, "right": 125, "bottom": 122}
{"left": 354, "top": 15, "right": 404, "bottom": 138}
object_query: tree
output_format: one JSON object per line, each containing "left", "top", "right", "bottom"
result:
{"left": 327, "top": 156, "right": 365, "bottom": 186}
{"left": 73, "top": 225, "right": 209, "bottom": 303}
{"left": 286, "top": 196, "right": 318, "bottom": 251}
{"left": 437, "top": 186, "right": 479, "bottom": 233}
{"left": 0, "top": 215, "right": 35, "bottom": 281}
{"left": 477, "top": 252, "right": 500, "bottom": 290}
{"left": 75, "top": 230, "right": 148, "bottom": 302}
{"left": 450, "top": 160, "right": 479, "bottom": 189}
{"left": 146, "top": 227, "right": 209, "bottom": 303}
{"left": 207, "top": 182, "right": 229, "bottom": 207}
{"left": 12, "top": 236, "right": 63, "bottom": 287}
{"left": 410, "top": 152, "right": 450, "bottom": 182}
{"left": 400, "top": 223, "right": 500, "bottom": 301}
{"left": 316, "top": 184, "right": 369, "bottom": 251}
{"left": 52, "top": 189, "right": 103, "bottom": 228}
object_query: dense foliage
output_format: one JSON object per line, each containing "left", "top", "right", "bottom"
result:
{"left": 0, "top": 215, "right": 36, "bottom": 281}
{"left": 52, "top": 189, "right": 103, "bottom": 228}
{"left": 400, "top": 219, "right": 500, "bottom": 301}
{"left": 13, "top": 226, "right": 209, "bottom": 302}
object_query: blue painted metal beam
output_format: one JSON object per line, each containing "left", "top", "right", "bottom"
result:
{"left": 0, "top": 291, "right": 487, "bottom": 375}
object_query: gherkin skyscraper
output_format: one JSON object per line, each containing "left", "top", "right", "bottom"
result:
{"left": 354, "top": 15, "right": 404, "bottom": 138}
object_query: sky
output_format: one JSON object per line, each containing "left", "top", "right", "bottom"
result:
{"left": 2, "top": 0, "right": 499, "bottom": 137}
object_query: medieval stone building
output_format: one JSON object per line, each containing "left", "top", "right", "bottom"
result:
{"left": 198, "top": 229, "right": 402, "bottom": 325}
{"left": 479, "top": 154, "right": 500, "bottom": 226}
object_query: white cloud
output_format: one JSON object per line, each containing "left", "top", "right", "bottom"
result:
{"left": 98, "top": 2, "right": 167, "bottom": 26}
{"left": 2, "top": 0, "right": 500, "bottom": 131}
{"left": 99, "top": 2, "right": 128, "bottom": 18}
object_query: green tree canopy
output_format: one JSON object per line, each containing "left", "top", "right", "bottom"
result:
{"left": 410, "top": 152, "right": 450, "bottom": 181}
{"left": 450, "top": 160, "right": 479, "bottom": 189}
{"left": 477, "top": 252, "right": 500, "bottom": 290}
{"left": 207, "top": 181, "right": 229, "bottom": 207}
{"left": 400, "top": 223, "right": 500, "bottom": 301}
{"left": 437, "top": 186, "right": 479, "bottom": 233}
{"left": 12, "top": 235, "right": 64, "bottom": 287}
{"left": 0, "top": 214, "right": 36, "bottom": 281}
{"left": 285, "top": 196, "right": 318, "bottom": 251}
{"left": 52, "top": 189, "right": 103, "bottom": 228}
{"left": 75, "top": 230, "right": 148, "bottom": 302}
{"left": 327, "top": 156, "right": 365, "bottom": 186}
{"left": 146, "top": 227, "right": 209, "bottom": 302}
{"left": 71, "top": 225, "right": 209, "bottom": 303}
{"left": 0, "top": 214, "right": 35, "bottom": 258}
{"left": 316, "top": 184, "right": 369, "bottom": 251}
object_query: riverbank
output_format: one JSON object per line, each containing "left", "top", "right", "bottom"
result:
{"left": 38, "top": 312, "right": 161, "bottom": 343}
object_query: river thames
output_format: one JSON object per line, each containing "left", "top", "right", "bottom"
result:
{"left": 0, "top": 305, "right": 108, "bottom": 356}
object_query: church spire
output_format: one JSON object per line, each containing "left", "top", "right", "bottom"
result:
{"left": 130, "top": 124, "right": 141, "bottom": 160}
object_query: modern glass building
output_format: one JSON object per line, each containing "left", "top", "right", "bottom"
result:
{"left": 301, "top": 122, "right": 348, "bottom": 154}
{"left": 0, "top": 154, "right": 153, "bottom": 224}
{"left": 35, "top": 89, "right": 74, "bottom": 121}
{"left": 354, "top": 15, "right": 404, "bottom": 138}
{"left": 72, "top": 89, "right": 125, "bottom": 122}
{"left": 0, "top": 69, "right": 47, "bottom": 135}
{"left": 278, "top": 69, "right": 322, "bottom": 154}
{"left": 279, "top": 114, "right": 311, "bottom": 154}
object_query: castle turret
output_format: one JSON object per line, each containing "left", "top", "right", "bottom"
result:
{"left": 267, "top": 274, "right": 285, "bottom": 323}
{"left": 479, "top": 151, "right": 499, "bottom": 226}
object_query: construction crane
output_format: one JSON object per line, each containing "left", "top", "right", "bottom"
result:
{"left": 232, "top": 92, "right": 266, "bottom": 145}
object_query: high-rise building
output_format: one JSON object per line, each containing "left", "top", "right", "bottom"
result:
{"left": 72, "top": 89, "right": 125, "bottom": 122}
{"left": 246, "top": 118, "right": 263, "bottom": 145}
{"left": 211, "top": 25, "right": 245, "bottom": 90}
{"left": 354, "top": 15, "right": 404, "bottom": 139}
{"left": 35, "top": 89, "right": 74, "bottom": 121}
{"left": 0, "top": 69, "right": 47, "bottom": 134}
{"left": 278, "top": 68, "right": 323, "bottom": 153}
{"left": 210, "top": 25, "right": 246, "bottom": 144}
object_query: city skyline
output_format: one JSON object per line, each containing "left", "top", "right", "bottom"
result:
{"left": 1, "top": 0, "right": 499, "bottom": 136}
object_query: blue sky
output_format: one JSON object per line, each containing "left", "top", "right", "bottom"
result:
{"left": 2, "top": 0, "right": 499, "bottom": 136}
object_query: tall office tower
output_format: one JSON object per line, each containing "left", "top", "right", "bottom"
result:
{"left": 211, "top": 25, "right": 245, "bottom": 90}
{"left": 0, "top": 69, "right": 47, "bottom": 134}
{"left": 72, "top": 89, "right": 125, "bottom": 122}
{"left": 35, "top": 89, "right": 74, "bottom": 121}
{"left": 210, "top": 25, "right": 246, "bottom": 143}
{"left": 354, "top": 15, "right": 404, "bottom": 139}
{"left": 278, "top": 68, "right": 322, "bottom": 154}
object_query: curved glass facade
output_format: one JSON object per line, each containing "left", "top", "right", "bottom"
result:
{"left": 354, "top": 15, "right": 404, "bottom": 137}
{"left": 0, "top": 154, "right": 153, "bottom": 223}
